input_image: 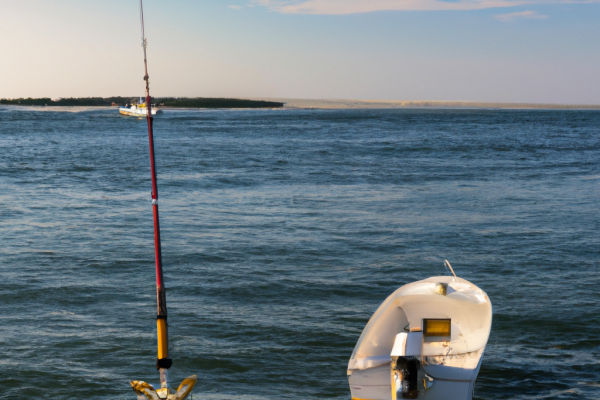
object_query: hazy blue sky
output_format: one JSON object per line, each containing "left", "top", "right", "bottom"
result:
{"left": 1, "top": 0, "right": 599, "bottom": 103}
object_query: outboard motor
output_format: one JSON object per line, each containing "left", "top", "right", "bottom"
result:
{"left": 390, "top": 329, "right": 424, "bottom": 399}
{"left": 391, "top": 356, "right": 420, "bottom": 399}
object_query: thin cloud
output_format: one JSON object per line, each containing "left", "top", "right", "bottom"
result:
{"left": 228, "top": 5, "right": 243, "bottom": 10}
{"left": 253, "top": 0, "right": 599, "bottom": 14}
{"left": 495, "top": 10, "right": 548, "bottom": 20}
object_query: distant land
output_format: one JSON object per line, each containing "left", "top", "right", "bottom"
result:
{"left": 2, "top": 97, "right": 599, "bottom": 110}
{"left": 263, "top": 98, "right": 600, "bottom": 110}
{"left": 0, "top": 97, "right": 284, "bottom": 108}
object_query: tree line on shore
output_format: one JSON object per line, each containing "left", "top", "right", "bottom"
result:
{"left": 0, "top": 97, "right": 284, "bottom": 108}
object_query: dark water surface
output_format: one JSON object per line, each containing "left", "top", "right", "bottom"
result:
{"left": 0, "top": 107, "right": 599, "bottom": 399}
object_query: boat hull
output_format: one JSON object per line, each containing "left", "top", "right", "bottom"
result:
{"left": 119, "top": 106, "right": 158, "bottom": 117}
{"left": 349, "top": 361, "right": 481, "bottom": 400}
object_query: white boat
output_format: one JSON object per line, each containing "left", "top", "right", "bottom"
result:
{"left": 119, "top": 98, "right": 159, "bottom": 117}
{"left": 348, "top": 264, "right": 492, "bottom": 400}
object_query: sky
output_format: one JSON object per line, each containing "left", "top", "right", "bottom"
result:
{"left": 0, "top": 0, "right": 599, "bottom": 103}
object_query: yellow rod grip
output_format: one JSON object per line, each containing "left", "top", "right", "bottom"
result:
{"left": 157, "top": 318, "right": 168, "bottom": 359}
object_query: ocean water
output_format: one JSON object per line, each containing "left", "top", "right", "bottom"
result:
{"left": 0, "top": 106, "right": 598, "bottom": 400}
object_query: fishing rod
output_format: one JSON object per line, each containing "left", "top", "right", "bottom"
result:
{"left": 130, "top": 1, "right": 196, "bottom": 399}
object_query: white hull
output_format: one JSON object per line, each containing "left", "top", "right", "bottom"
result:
{"left": 349, "top": 361, "right": 481, "bottom": 400}
{"left": 348, "top": 276, "right": 492, "bottom": 400}
{"left": 119, "top": 105, "right": 158, "bottom": 117}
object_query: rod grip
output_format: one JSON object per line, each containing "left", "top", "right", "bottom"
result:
{"left": 157, "top": 318, "right": 168, "bottom": 360}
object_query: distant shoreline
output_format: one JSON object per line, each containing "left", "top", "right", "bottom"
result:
{"left": 0, "top": 97, "right": 284, "bottom": 109}
{"left": 2, "top": 97, "right": 599, "bottom": 110}
{"left": 264, "top": 98, "right": 600, "bottom": 110}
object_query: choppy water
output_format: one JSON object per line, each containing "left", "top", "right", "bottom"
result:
{"left": 0, "top": 106, "right": 599, "bottom": 399}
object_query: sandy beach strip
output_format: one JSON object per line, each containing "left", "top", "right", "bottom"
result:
{"left": 253, "top": 98, "right": 600, "bottom": 110}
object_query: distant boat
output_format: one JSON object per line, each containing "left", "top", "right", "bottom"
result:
{"left": 348, "top": 261, "right": 492, "bottom": 400}
{"left": 119, "top": 97, "right": 160, "bottom": 117}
